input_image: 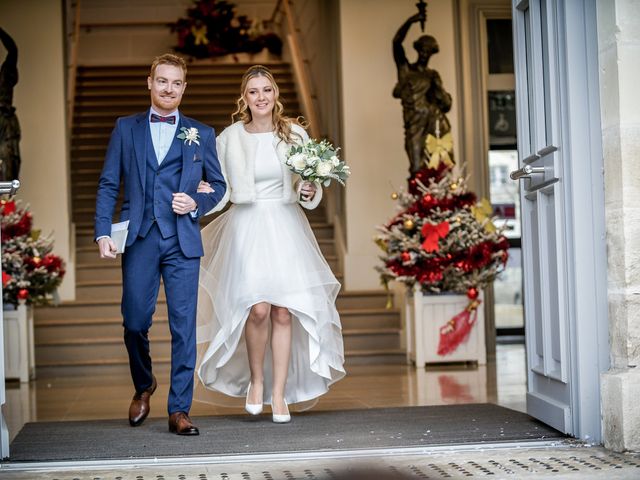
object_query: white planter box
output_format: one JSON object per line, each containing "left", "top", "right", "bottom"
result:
{"left": 405, "top": 288, "right": 486, "bottom": 366}
{"left": 3, "top": 303, "right": 35, "bottom": 382}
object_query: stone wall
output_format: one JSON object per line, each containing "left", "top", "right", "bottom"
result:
{"left": 597, "top": 0, "right": 640, "bottom": 453}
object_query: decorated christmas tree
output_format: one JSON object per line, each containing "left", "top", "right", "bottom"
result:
{"left": 1, "top": 198, "right": 65, "bottom": 307}
{"left": 171, "top": 0, "right": 282, "bottom": 59}
{"left": 375, "top": 128, "right": 509, "bottom": 355}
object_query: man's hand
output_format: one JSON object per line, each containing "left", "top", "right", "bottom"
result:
{"left": 98, "top": 237, "right": 117, "bottom": 259}
{"left": 172, "top": 192, "right": 197, "bottom": 215}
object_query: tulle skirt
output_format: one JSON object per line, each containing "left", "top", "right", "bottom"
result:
{"left": 195, "top": 199, "right": 345, "bottom": 407}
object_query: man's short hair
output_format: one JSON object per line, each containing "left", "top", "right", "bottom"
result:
{"left": 150, "top": 53, "right": 187, "bottom": 81}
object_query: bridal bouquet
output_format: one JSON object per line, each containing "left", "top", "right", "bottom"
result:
{"left": 285, "top": 139, "right": 350, "bottom": 187}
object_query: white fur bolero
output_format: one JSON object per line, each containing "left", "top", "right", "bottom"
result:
{"left": 206, "top": 121, "right": 322, "bottom": 214}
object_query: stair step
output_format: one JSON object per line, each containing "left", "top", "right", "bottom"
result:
{"left": 76, "top": 262, "right": 342, "bottom": 298}
{"left": 36, "top": 310, "right": 397, "bottom": 344}
{"left": 73, "top": 219, "right": 334, "bottom": 239}
{"left": 76, "top": 253, "right": 339, "bottom": 276}
{"left": 36, "top": 291, "right": 389, "bottom": 321}
{"left": 74, "top": 89, "right": 299, "bottom": 101}
{"left": 77, "top": 63, "right": 292, "bottom": 77}
{"left": 74, "top": 231, "right": 337, "bottom": 255}
{"left": 77, "top": 77, "right": 295, "bottom": 88}
{"left": 36, "top": 347, "right": 407, "bottom": 373}
{"left": 35, "top": 299, "right": 399, "bottom": 328}
{"left": 35, "top": 326, "right": 400, "bottom": 348}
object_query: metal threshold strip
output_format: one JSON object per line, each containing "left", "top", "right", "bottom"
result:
{"left": 0, "top": 439, "right": 569, "bottom": 472}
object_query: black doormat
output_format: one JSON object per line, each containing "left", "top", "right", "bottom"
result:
{"left": 8, "top": 404, "right": 564, "bottom": 462}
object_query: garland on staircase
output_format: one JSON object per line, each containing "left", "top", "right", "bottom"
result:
{"left": 1, "top": 198, "right": 65, "bottom": 307}
{"left": 171, "top": 0, "right": 283, "bottom": 59}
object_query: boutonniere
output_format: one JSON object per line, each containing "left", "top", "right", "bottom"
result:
{"left": 177, "top": 127, "right": 200, "bottom": 146}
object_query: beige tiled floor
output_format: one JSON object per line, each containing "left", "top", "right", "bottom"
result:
{"left": 4, "top": 344, "right": 526, "bottom": 442}
{"left": 8, "top": 346, "right": 637, "bottom": 479}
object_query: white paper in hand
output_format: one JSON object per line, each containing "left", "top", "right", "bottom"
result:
{"left": 110, "top": 220, "right": 130, "bottom": 254}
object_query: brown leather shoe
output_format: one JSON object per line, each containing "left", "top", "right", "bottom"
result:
{"left": 168, "top": 412, "right": 199, "bottom": 435}
{"left": 128, "top": 375, "right": 157, "bottom": 427}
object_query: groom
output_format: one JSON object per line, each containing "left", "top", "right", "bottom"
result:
{"left": 94, "top": 53, "right": 226, "bottom": 435}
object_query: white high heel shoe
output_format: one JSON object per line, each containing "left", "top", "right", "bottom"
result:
{"left": 272, "top": 399, "right": 291, "bottom": 424}
{"left": 245, "top": 382, "right": 263, "bottom": 416}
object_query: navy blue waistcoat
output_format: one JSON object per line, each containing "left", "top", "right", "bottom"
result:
{"left": 138, "top": 129, "right": 182, "bottom": 239}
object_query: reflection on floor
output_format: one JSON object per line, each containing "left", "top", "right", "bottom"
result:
{"left": 4, "top": 344, "right": 526, "bottom": 442}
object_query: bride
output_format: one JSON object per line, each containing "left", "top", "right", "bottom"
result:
{"left": 195, "top": 65, "right": 345, "bottom": 422}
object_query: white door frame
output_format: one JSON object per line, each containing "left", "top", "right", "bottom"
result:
{"left": 512, "top": 0, "right": 609, "bottom": 442}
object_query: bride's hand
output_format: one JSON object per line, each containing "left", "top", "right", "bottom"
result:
{"left": 197, "top": 180, "right": 214, "bottom": 193}
{"left": 300, "top": 181, "right": 317, "bottom": 201}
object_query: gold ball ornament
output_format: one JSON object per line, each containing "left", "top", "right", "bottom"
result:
{"left": 391, "top": 192, "right": 399, "bottom": 200}
{"left": 33, "top": 256, "right": 41, "bottom": 265}
{"left": 404, "top": 218, "right": 415, "bottom": 230}
{"left": 450, "top": 182, "right": 458, "bottom": 191}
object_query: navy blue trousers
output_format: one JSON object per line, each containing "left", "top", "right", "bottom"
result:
{"left": 121, "top": 224, "right": 200, "bottom": 415}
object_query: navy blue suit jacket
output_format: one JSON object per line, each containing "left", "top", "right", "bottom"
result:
{"left": 94, "top": 110, "right": 226, "bottom": 258}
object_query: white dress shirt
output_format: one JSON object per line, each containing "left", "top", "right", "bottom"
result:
{"left": 149, "top": 107, "right": 179, "bottom": 164}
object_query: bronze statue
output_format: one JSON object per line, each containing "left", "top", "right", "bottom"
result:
{"left": 393, "top": 12, "right": 452, "bottom": 174}
{"left": 0, "top": 27, "right": 21, "bottom": 181}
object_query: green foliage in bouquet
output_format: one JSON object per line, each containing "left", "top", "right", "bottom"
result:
{"left": 1, "top": 198, "right": 65, "bottom": 307}
{"left": 286, "top": 139, "right": 350, "bottom": 187}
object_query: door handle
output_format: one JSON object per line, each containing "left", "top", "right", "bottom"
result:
{"left": 510, "top": 165, "right": 545, "bottom": 180}
{"left": 0, "top": 180, "right": 20, "bottom": 195}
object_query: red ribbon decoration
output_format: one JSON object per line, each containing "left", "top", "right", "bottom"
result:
{"left": 437, "top": 299, "right": 481, "bottom": 356}
{"left": 421, "top": 221, "right": 450, "bottom": 252}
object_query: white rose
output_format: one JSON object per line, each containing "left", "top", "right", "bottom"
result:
{"left": 289, "top": 153, "right": 307, "bottom": 171}
{"left": 316, "top": 161, "right": 333, "bottom": 177}
{"left": 330, "top": 155, "right": 340, "bottom": 167}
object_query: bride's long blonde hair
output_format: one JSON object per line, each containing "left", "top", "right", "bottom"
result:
{"left": 232, "top": 65, "right": 306, "bottom": 144}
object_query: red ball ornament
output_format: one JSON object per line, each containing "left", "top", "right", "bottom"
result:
{"left": 467, "top": 287, "right": 479, "bottom": 300}
{"left": 17, "top": 289, "right": 29, "bottom": 300}
{"left": 421, "top": 194, "right": 435, "bottom": 209}
{"left": 400, "top": 251, "right": 412, "bottom": 263}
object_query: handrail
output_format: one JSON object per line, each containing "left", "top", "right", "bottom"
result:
{"left": 272, "top": 0, "right": 321, "bottom": 139}
{"left": 268, "top": 0, "right": 284, "bottom": 25}
{"left": 67, "top": 0, "right": 81, "bottom": 132}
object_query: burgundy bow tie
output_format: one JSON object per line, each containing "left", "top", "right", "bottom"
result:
{"left": 150, "top": 113, "right": 176, "bottom": 125}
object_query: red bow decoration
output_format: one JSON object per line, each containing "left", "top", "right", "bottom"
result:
{"left": 1, "top": 200, "right": 16, "bottom": 216}
{"left": 421, "top": 221, "right": 450, "bottom": 252}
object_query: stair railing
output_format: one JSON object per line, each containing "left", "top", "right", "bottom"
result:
{"left": 66, "top": 0, "right": 81, "bottom": 133}
{"left": 269, "top": 0, "right": 320, "bottom": 139}
{"left": 268, "top": 0, "right": 346, "bottom": 260}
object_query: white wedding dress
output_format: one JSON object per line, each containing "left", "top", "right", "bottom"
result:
{"left": 195, "top": 131, "right": 345, "bottom": 408}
